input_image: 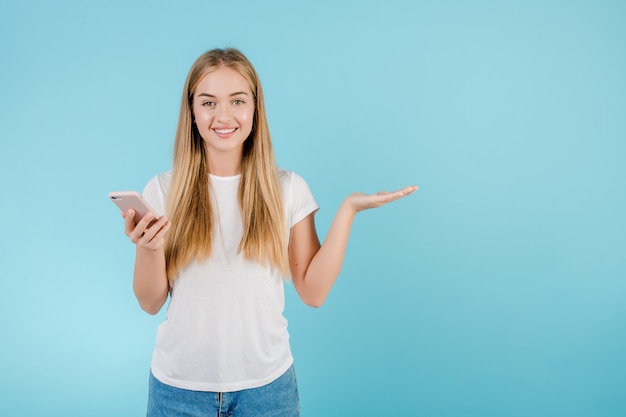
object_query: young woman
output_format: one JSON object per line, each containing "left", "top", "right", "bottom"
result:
{"left": 122, "top": 48, "right": 417, "bottom": 417}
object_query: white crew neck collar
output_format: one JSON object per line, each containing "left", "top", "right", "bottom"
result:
{"left": 209, "top": 173, "right": 242, "bottom": 181}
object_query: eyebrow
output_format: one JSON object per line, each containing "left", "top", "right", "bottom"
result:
{"left": 197, "top": 91, "right": 249, "bottom": 98}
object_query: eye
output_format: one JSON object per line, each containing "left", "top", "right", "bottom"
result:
{"left": 201, "top": 101, "right": 215, "bottom": 107}
{"left": 232, "top": 99, "right": 245, "bottom": 105}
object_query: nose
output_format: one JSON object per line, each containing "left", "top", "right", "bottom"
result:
{"left": 215, "top": 103, "right": 232, "bottom": 122}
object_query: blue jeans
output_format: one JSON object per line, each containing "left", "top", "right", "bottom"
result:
{"left": 147, "top": 365, "right": 300, "bottom": 417}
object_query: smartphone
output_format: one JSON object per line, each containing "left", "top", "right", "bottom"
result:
{"left": 108, "top": 191, "right": 162, "bottom": 223}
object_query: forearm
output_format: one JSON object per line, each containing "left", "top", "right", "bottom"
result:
{"left": 299, "top": 201, "right": 356, "bottom": 307}
{"left": 133, "top": 246, "right": 169, "bottom": 315}
{"left": 291, "top": 185, "right": 417, "bottom": 308}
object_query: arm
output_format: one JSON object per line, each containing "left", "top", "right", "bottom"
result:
{"left": 289, "top": 185, "right": 418, "bottom": 308}
{"left": 123, "top": 210, "right": 171, "bottom": 315}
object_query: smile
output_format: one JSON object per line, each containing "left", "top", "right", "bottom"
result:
{"left": 214, "top": 128, "right": 237, "bottom": 134}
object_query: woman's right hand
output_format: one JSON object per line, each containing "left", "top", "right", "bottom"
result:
{"left": 123, "top": 210, "right": 171, "bottom": 250}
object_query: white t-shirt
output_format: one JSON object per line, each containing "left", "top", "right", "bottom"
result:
{"left": 142, "top": 169, "right": 318, "bottom": 392}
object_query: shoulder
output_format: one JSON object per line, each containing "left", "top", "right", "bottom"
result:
{"left": 142, "top": 170, "right": 172, "bottom": 214}
{"left": 144, "top": 170, "right": 172, "bottom": 195}
{"left": 278, "top": 168, "right": 319, "bottom": 226}
{"left": 277, "top": 168, "right": 310, "bottom": 191}
{"left": 277, "top": 167, "right": 293, "bottom": 183}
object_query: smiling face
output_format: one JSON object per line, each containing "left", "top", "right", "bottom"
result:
{"left": 192, "top": 66, "right": 255, "bottom": 174}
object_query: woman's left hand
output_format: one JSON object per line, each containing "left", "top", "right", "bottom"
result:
{"left": 345, "top": 185, "right": 418, "bottom": 213}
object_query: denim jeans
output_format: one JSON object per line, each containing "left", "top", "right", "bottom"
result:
{"left": 147, "top": 365, "right": 300, "bottom": 417}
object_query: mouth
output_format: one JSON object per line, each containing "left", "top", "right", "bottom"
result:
{"left": 214, "top": 128, "right": 237, "bottom": 134}
{"left": 212, "top": 127, "right": 238, "bottom": 138}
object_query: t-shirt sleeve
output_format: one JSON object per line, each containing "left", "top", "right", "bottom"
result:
{"left": 287, "top": 171, "right": 319, "bottom": 228}
{"left": 142, "top": 174, "right": 167, "bottom": 217}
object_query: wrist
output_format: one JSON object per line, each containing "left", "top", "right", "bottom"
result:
{"left": 136, "top": 245, "right": 165, "bottom": 257}
{"left": 339, "top": 198, "right": 359, "bottom": 217}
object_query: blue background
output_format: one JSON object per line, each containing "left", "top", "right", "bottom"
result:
{"left": 1, "top": 1, "right": 625, "bottom": 416}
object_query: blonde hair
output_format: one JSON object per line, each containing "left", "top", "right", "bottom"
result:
{"left": 164, "top": 48, "right": 288, "bottom": 283}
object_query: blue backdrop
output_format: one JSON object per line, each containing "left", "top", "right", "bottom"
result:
{"left": 1, "top": 1, "right": 624, "bottom": 416}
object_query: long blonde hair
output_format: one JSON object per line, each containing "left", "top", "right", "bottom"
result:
{"left": 164, "top": 48, "right": 288, "bottom": 283}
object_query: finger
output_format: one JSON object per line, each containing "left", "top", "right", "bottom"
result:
{"left": 376, "top": 186, "right": 418, "bottom": 204}
{"left": 129, "top": 212, "right": 156, "bottom": 242}
{"left": 374, "top": 186, "right": 417, "bottom": 198}
{"left": 393, "top": 185, "right": 418, "bottom": 195}
{"left": 141, "top": 216, "right": 169, "bottom": 242}
{"left": 151, "top": 219, "right": 171, "bottom": 241}
{"left": 140, "top": 219, "right": 171, "bottom": 249}
{"left": 124, "top": 209, "right": 136, "bottom": 236}
{"left": 387, "top": 186, "right": 418, "bottom": 199}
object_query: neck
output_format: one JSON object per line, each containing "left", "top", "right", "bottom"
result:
{"left": 206, "top": 151, "right": 242, "bottom": 177}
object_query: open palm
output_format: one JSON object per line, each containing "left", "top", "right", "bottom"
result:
{"left": 346, "top": 185, "right": 418, "bottom": 213}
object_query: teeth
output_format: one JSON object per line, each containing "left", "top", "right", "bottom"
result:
{"left": 215, "top": 128, "right": 236, "bottom": 134}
